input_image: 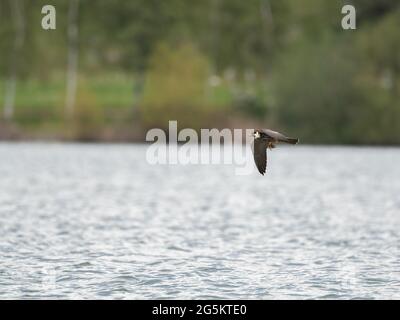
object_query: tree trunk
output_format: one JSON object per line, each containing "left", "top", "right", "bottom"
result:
{"left": 65, "top": 0, "right": 80, "bottom": 118}
{"left": 209, "top": 0, "right": 220, "bottom": 73}
{"left": 260, "top": 0, "right": 274, "bottom": 54}
{"left": 3, "top": 0, "right": 25, "bottom": 121}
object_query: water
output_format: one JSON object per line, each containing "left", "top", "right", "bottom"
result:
{"left": 0, "top": 143, "right": 399, "bottom": 299}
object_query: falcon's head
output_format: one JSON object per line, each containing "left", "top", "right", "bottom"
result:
{"left": 252, "top": 129, "right": 262, "bottom": 139}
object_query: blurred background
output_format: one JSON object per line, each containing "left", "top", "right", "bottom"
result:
{"left": 0, "top": 0, "right": 399, "bottom": 144}
{"left": 1, "top": 1, "right": 400, "bottom": 300}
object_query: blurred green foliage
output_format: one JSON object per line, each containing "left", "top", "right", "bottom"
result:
{"left": 0, "top": 0, "right": 399, "bottom": 143}
{"left": 140, "top": 42, "right": 212, "bottom": 129}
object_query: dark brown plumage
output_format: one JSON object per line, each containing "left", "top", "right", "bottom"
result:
{"left": 252, "top": 129, "right": 299, "bottom": 175}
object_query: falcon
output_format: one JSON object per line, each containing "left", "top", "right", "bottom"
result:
{"left": 252, "top": 129, "right": 299, "bottom": 175}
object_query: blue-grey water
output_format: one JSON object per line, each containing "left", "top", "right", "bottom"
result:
{"left": 0, "top": 143, "right": 399, "bottom": 299}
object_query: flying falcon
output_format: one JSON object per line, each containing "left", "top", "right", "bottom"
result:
{"left": 252, "top": 129, "right": 299, "bottom": 175}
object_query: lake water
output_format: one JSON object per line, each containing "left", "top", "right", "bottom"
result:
{"left": 0, "top": 143, "right": 399, "bottom": 299}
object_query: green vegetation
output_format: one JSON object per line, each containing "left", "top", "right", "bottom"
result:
{"left": 0, "top": 0, "right": 399, "bottom": 144}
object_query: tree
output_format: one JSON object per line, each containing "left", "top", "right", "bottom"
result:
{"left": 3, "top": 0, "right": 25, "bottom": 121}
{"left": 65, "top": 0, "right": 80, "bottom": 118}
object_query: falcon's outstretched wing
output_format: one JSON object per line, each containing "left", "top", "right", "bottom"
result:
{"left": 252, "top": 138, "right": 268, "bottom": 175}
{"left": 262, "top": 129, "right": 299, "bottom": 144}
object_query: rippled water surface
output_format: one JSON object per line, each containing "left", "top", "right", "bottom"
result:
{"left": 0, "top": 143, "right": 399, "bottom": 299}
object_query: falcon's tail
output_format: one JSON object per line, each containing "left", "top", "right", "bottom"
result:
{"left": 281, "top": 137, "right": 299, "bottom": 145}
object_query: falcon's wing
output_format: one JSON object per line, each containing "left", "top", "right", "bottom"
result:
{"left": 262, "top": 129, "right": 288, "bottom": 141}
{"left": 252, "top": 139, "right": 268, "bottom": 175}
{"left": 262, "top": 129, "right": 299, "bottom": 144}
